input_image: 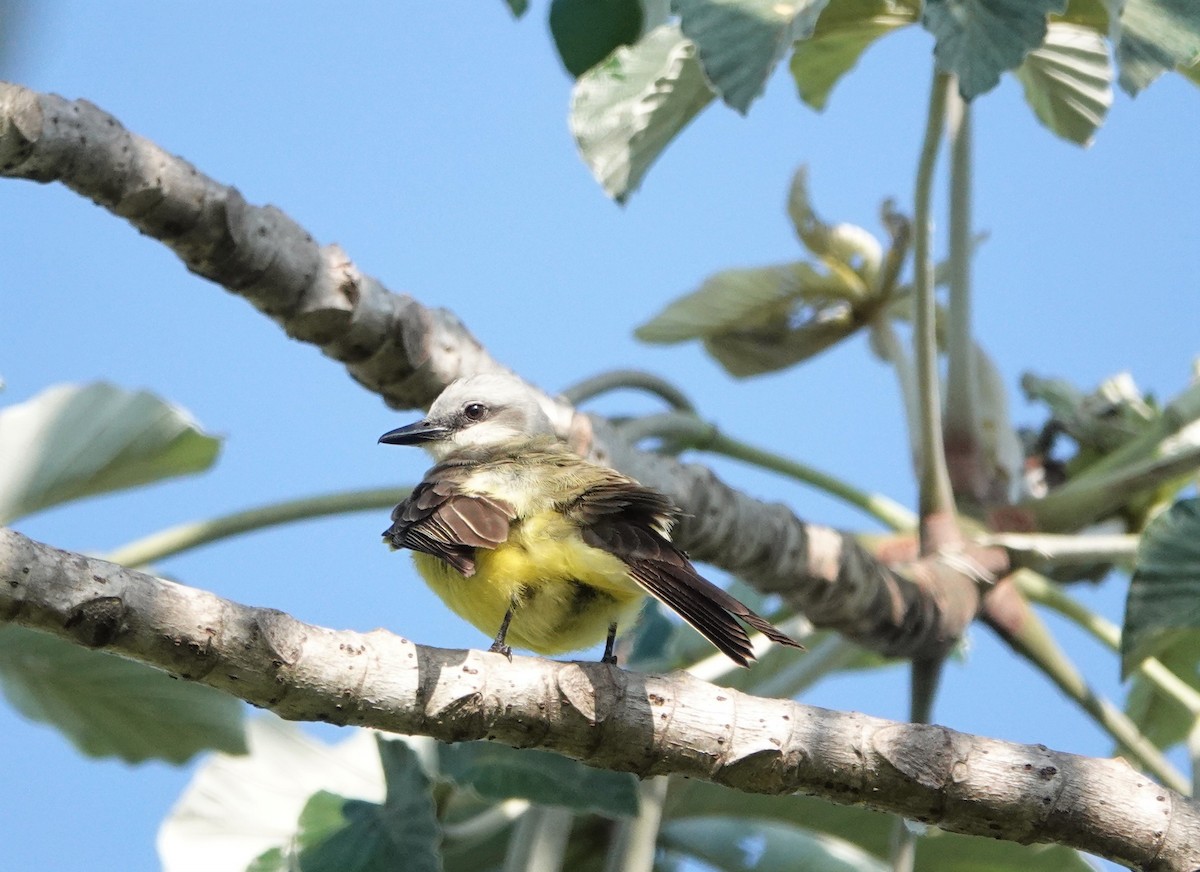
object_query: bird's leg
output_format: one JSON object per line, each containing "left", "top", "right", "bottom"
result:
{"left": 601, "top": 622, "right": 619, "bottom": 665}
{"left": 489, "top": 608, "right": 514, "bottom": 660}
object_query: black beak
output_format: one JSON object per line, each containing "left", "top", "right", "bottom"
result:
{"left": 378, "top": 419, "right": 451, "bottom": 445}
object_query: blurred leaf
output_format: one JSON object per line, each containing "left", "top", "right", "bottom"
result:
{"left": 662, "top": 817, "right": 888, "bottom": 872}
{"left": 1106, "top": 0, "right": 1200, "bottom": 95}
{"left": 571, "top": 24, "right": 715, "bottom": 202}
{"left": 789, "top": 0, "right": 917, "bottom": 110}
{"left": 246, "top": 791, "right": 346, "bottom": 872}
{"left": 265, "top": 739, "right": 441, "bottom": 872}
{"left": 159, "top": 717, "right": 386, "bottom": 872}
{"left": 1122, "top": 499, "right": 1200, "bottom": 676}
{"left": 1184, "top": 58, "right": 1200, "bottom": 85}
{"left": 503, "top": 0, "right": 529, "bottom": 17}
{"left": 0, "top": 625, "right": 244, "bottom": 764}
{"left": 550, "top": 0, "right": 644, "bottom": 77}
{"left": 665, "top": 781, "right": 1092, "bottom": 870}
{"left": 1021, "top": 371, "right": 1157, "bottom": 459}
{"left": 1014, "top": 21, "right": 1112, "bottom": 145}
{"left": 0, "top": 382, "right": 221, "bottom": 525}
{"left": 1124, "top": 645, "right": 1200, "bottom": 750}
{"left": 439, "top": 741, "right": 639, "bottom": 816}
{"left": 701, "top": 300, "right": 860, "bottom": 376}
{"left": 623, "top": 598, "right": 680, "bottom": 671}
{"left": 923, "top": 0, "right": 1067, "bottom": 100}
{"left": 636, "top": 262, "right": 856, "bottom": 343}
{"left": 1059, "top": 0, "right": 1110, "bottom": 29}
{"left": 676, "top": 0, "right": 831, "bottom": 113}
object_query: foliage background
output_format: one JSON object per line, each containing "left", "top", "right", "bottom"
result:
{"left": 0, "top": 2, "right": 1196, "bottom": 869}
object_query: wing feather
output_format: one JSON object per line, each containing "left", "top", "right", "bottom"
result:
{"left": 384, "top": 469, "right": 516, "bottom": 576}
{"left": 573, "top": 480, "right": 803, "bottom": 666}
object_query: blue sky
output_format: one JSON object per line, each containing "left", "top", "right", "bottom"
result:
{"left": 1, "top": 3, "right": 1197, "bottom": 870}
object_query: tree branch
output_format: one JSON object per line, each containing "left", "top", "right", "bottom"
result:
{"left": 1, "top": 526, "right": 1197, "bottom": 870}
{"left": 0, "top": 81, "right": 987, "bottom": 660}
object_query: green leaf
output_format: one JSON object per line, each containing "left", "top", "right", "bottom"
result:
{"left": 550, "top": 0, "right": 645, "bottom": 77}
{"left": 1122, "top": 499, "right": 1200, "bottom": 676}
{"left": 297, "top": 739, "right": 441, "bottom": 872}
{"left": 504, "top": 0, "right": 529, "bottom": 17}
{"left": 1106, "top": 0, "right": 1200, "bottom": 95}
{"left": 159, "top": 717, "right": 386, "bottom": 872}
{"left": 662, "top": 817, "right": 889, "bottom": 872}
{"left": 570, "top": 24, "right": 716, "bottom": 202}
{"left": 438, "top": 741, "right": 639, "bottom": 816}
{"left": 1014, "top": 21, "right": 1112, "bottom": 145}
{"left": 1124, "top": 644, "right": 1200, "bottom": 750}
{"left": 675, "top": 0, "right": 832, "bottom": 113}
{"left": 923, "top": 0, "right": 1068, "bottom": 100}
{"left": 245, "top": 791, "right": 347, "bottom": 872}
{"left": 0, "top": 382, "right": 221, "bottom": 524}
{"left": 665, "top": 781, "right": 1093, "bottom": 870}
{"left": 0, "top": 625, "right": 244, "bottom": 764}
{"left": 789, "top": 0, "right": 918, "bottom": 110}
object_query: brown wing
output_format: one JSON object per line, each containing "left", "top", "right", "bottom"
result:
{"left": 383, "top": 471, "right": 515, "bottom": 577}
{"left": 569, "top": 477, "right": 802, "bottom": 667}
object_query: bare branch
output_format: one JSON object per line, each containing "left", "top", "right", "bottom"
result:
{"left": 1, "top": 526, "right": 1197, "bottom": 870}
{"left": 0, "top": 80, "right": 985, "bottom": 658}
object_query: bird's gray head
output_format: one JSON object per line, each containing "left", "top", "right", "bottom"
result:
{"left": 378, "top": 373, "right": 557, "bottom": 460}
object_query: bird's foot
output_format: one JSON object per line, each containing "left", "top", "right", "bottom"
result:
{"left": 489, "top": 641, "right": 513, "bottom": 661}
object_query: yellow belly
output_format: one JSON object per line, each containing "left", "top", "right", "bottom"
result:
{"left": 411, "top": 511, "right": 645, "bottom": 655}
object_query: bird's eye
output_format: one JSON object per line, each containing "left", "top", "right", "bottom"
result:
{"left": 462, "top": 402, "right": 487, "bottom": 421}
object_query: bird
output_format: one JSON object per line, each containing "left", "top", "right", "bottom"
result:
{"left": 379, "top": 372, "right": 802, "bottom": 667}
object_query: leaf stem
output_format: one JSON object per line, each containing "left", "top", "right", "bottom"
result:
{"left": 614, "top": 412, "right": 916, "bottom": 531}
{"left": 943, "top": 86, "right": 979, "bottom": 493}
{"left": 561, "top": 369, "right": 697, "bottom": 413}
{"left": 503, "top": 806, "right": 573, "bottom": 872}
{"left": 603, "top": 776, "right": 669, "bottom": 872}
{"left": 103, "top": 487, "right": 409, "bottom": 568}
{"left": 912, "top": 70, "right": 956, "bottom": 523}
{"left": 986, "top": 598, "right": 1189, "bottom": 793}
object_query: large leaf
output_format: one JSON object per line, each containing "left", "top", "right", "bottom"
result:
{"left": 1124, "top": 644, "right": 1200, "bottom": 751}
{"left": 665, "top": 781, "right": 1093, "bottom": 870}
{"left": 1122, "top": 499, "right": 1200, "bottom": 676}
{"left": 1106, "top": 0, "right": 1200, "bottom": 94}
{"left": 570, "top": 24, "right": 716, "bottom": 202}
{"left": 1014, "top": 21, "right": 1112, "bottom": 145}
{"left": 252, "top": 739, "right": 441, "bottom": 872}
{"left": 0, "top": 382, "right": 220, "bottom": 524}
{"left": 158, "top": 717, "right": 387, "bottom": 872}
{"left": 0, "top": 625, "right": 244, "bottom": 763}
{"left": 550, "top": 0, "right": 644, "bottom": 77}
{"left": 662, "top": 817, "right": 888, "bottom": 872}
{"left": 923, "top": 0, "right": 1069, "bottom": 100}
{"left": 789, "top": 0, "right": 918, "bottom": 110}
{"left": 438, "top": 741, "right": 640, "bottom": 817}
{"left": 675, "top": 0, "right": 832, "bottom": 113}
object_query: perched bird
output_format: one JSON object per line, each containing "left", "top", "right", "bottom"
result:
{"left": 380, "top": 373, "right": 802, "bottom": 666}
